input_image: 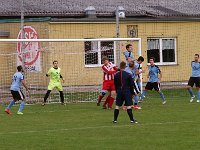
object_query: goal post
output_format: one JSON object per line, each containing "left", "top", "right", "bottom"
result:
{"left": 0, "top": 38, "right": 142, "bottom": 104}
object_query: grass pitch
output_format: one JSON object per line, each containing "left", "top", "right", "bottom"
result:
{"left": 0, "top": 91, "right": 200, "bottom": 150}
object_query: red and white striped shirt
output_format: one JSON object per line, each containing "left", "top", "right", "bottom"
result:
{"left": 102, "top": 62, "right": 118, "bottom": 81}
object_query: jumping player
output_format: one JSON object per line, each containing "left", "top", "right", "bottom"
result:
{"left": 140, "top": 57, "right": 166, "bottom": 104}
{"left": 5, "top": 65, "right": 29, "bottom": 115}
{"left": 124, "top": 44, "right": 134, "bottom": 66}
{"left": 187, "top": 54, "right": 200, "bottom": 103}
{"left": 42, "top": 60, "right": 65, "bottom": 106}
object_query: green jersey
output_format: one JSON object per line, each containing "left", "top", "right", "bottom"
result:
{"left": 47, "top": 67, "right": 62, "bottom": 83}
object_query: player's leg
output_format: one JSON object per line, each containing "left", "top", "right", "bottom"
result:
{"left": 57, "top": 83, "right": 65, "bottom": 105}
{"left": 125, "top": 93, "right": 138, "bottom": 124}
{"left": 43, "top": 83, "right": 54, "bottom": 105}
{"left": 107, "top": 90, "right": 116, "bottom": 109}
{"left": 102, "top": 91, "right": 111, "bottom": 109}
{"left": 17, "top": 90, "right": 26, "bottom": 115}
{"left": 113, "top": 91, "right": 123, "bottom": 123}
{"left": 5, "top": 90, "right": 18, "bottom": 114}
{"left": 155, "top": 83, "right": 166, "bottom": 104}
{"left": 133, "top": 81, "right": 141, "bottom": 110}
{"left": 196, "top": 77, "right": 200, "bottom": 103}
{"left": 97, "top": 90, "right": 107, "bottom": 106}
{"left": 140, "top": 82, "right": 152, "bottom": 101}
{"left": 187, "top": 77, "right": 195, "bottom": 102}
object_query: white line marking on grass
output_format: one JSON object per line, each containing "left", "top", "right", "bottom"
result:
{"left": 0, "top": 120, "right": 195, "bottom": 135}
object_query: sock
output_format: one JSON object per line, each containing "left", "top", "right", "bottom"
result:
{"left": 103, "top": 96, "right": 110, "bottom": 107}
{"left": 127, "top": 109, "right": 134, "bottom": 121}
{"left": 97, "top": 95, "right": 104, "bottom": 104}
{"left": 7, "top": 100, "right": 15, "bottom": 109}
{"left": 114, "top": 109, "right": 119, "bottom": 121}
{"left": 134, "top": 95, "right": 139, "bottom": 105}
{"left": 159, "top": 92, "right": 165, "bottom": 102}
{"left": 187, "top": 88, "right": 194, "bottom": 97}
{"left": 44, "top": 90, "right": 51, "bottom": 103}
{"left": 59, "top": 91, "right": 64, "bottom": 103}
{"left": 18, "top": 101, "right": 25, "bottom": 112}
{"left": 108, "top": 96, "right": 114, "bottom": 108}
{"left": 141, "top": 90, "right": 147, "bottom": 100}
{"left": 198, "top": 91, "right": 200, "bottom": 100}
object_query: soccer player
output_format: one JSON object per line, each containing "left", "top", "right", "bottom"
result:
{"left": 97, "top": 56, "right": 117, "bottom": 109}
{"left": 5, "top": 65, "right": 29, "bottom": 115}
{"left": 187, "top": 54, "right": 200, "bottom": 103}
{"left": 140, "top": 57, "right": 166, "bottom": 104}
{"left": 113, "top": 61, "right": 138, "bottom": 124}
{"left": 42, "top": 60, "right": 65, "bottom": 106}
{"left": 124, "top": 44, "right": 134, "bottom": 66}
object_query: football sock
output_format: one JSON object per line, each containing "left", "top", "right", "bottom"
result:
{"left": 141, "top": 90, "right": 147, "bottom": 100}
{"left": 114, "top": 109, "right": 119, "bottom": 121}
{"left": 59, "top": 91, "right": 64, "bottom": 103}
{"left": 7, "top": 100, "right": 15, "bottom": 109}
{"left": 188, "top": 88, "right": 194, "bottom": 97}
{"left": 108, "top": 96, "right": 114, "bottom": 108}
{"left": 18, "top": 101, "right": 25, "bottom": 112}
{"left": 159, "top": 92, "right": 165, "bottom": 102}
{"left": 127, "top": 109, "right": 134, "bottom": 121}
{"left": 197, "top": 90, "right": 200, "bottom": 100}
{"left": 44, "top": 90, "right": 51, "bottom": 103}
{"left": 134, "top": 95, "right": 139, "bottom": 105}
{"left": 97, "top": 95, "right": 104, "bottom": 104}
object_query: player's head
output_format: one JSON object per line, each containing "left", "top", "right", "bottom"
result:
{"left": 149, "top": 57, "right": 155, "bottom": 65}
{"left": 102, "top": 56, "right": 109, "bottom": 65}
{"left": 17, "top": 65, "right": 24, "bottom": 72}
{"left": 129, "top": 60, "right": 135, "bottom": 68}
{"left": 137, "top": 56, "right": 144, "bottom": 64}
{"left": 194, "top": 54, "right": 199, "bottom": 61}
{"left": 53, "top": 60, "right": 58, "bottom": 68}
{"left": 126, "top": 44, "right": 133, "bottom": 52}
{"left": 120, "top": 61, "right": 126, "bottom": 70}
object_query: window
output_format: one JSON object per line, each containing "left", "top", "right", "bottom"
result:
{"left": 147, "top": 38, "right": 177, "bottom": 65}
{"left": 84, "top": 41, "right": 116, "bottom": 67}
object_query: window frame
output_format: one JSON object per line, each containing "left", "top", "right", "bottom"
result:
{"left": 147, "top": 38, "right": 177, "bottom": 66}
{"left": 84, "top": 41, "right": 116, "bottom": 68}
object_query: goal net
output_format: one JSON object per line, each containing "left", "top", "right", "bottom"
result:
{"left": 0, "top": 38, "right": 141, "bottom": 104}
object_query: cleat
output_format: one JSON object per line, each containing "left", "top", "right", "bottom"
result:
{"left": 102, "top": 105, "right": 107, "bottom": 109}
{"left": 131, "top": 120, "right": 138, "bottom": 124}
{"left": 41, "top": 102, "right": 46, "bottom": 106}
{"left": 133, "top": 105, "right": 142, "bottom": 110}
{"left": 197, "top": 100, "right": 200, "bottom": 103}
{"left": 108, "top": 107, "right": 112, "bottom": 110}
{"left": 97, "top": 103, "right": 100, "bottom": 106}
{"left": 190, "top": 96, "right": 195, "bottom": 103}
{"left": 17, "top": 111, "right": 23, "bottom": 115}
{"left": 113, "top": 120, "right": 117, "bottom": 123}
{"left": 5, "top": 108, "right": 11, "bottom": 114}
{"left": 162, "top": 101, "right": 167, "bottom": 105}
{"left": 61, "top": 103, "right": 66, "bottom": 106}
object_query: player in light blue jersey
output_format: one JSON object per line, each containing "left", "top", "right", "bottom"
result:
{"left": 140, "top": 57, "right": 166, "bottom": 104}
{"left": 123, "top": 44, "right": 134, "bottom": 66}
{"left": 5, "top": 66, "right": 29, "bottom": 115}
{"left": 187, "top": 54, "right": 200, "bottom": 103}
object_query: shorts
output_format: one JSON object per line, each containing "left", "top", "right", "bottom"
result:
{"left": 133, "top": 81, "right": 141, "bottom": 95}
{"left": 116, "top": 90, "right": 133, "bottom": 106}
{"left": 48, "top": 82, "right": 63, "bottom": 91}
{"left": 145, "top": 82, "right": 160, "bottom": 91}
{"left": 188, "top": 77, "right": 200, "bottom": 87}
{"left": 11, "top": 90, "right": 25, "bottom": 101}
{"left": 102, "top": 80, "right": 115, "bottom": 91}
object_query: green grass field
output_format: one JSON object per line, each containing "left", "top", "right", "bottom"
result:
{"left": 0, "top": 91, "right": 200, "bottom": 150}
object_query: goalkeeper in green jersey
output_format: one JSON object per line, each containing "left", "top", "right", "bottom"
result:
{"left": 42, "top": 60, "right": 65, "bottom": 106}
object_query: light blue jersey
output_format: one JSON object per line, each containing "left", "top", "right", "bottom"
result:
{"left": 125, "top": 67, "right": 135, "bottom": 79}
{"left": 124, "top": 50, "right": 134, "bottom": 66}
{"left": 148, "top": 65, "right": 161, "bottom": 82}
{"left": 191, "top": 61, "right": 200, "bottom": 77}
{"left": 10, "top": 72, "right": 24, "bottom": 91}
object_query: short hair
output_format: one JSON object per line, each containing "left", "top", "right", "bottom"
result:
{"left": 149, "top": 57, "right": 155, "bottom": 61}
{"left": 53, "top": 60, "right": 58, "bottom": 64}
{"left": 17, "top": 65, "right": 23, "bottom": 72}
{"left": 102, "top": 56, "right": 109, "bottom": 62}
{"left": 138, "top": 56, "right": 144, "bottom": 62}
{"left": 120, "top": 61, "right": 126, "bottom": 69}
{"left": 129, "top": 60, "right": 135, "bottom": 67}
{"left": 126, "top": 44, "right": 132, "bottom": 50}
{"left": 195, "top": 54, "right": 199, "bottom": 58}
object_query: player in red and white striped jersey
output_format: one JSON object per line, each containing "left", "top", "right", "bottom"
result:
{"left": 97, "top": 56, "right": 118, "bottom": 109}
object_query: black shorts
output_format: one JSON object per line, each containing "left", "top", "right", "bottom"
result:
{"left": 116, "top": 90, "right": 133, "bottom": 106}
{"left": 11, "top": 90, "right": 25, "bottom": 101}
{"left": 145, "top": 82, "right": 160, "bottom": 91}
{"left": 133, "top": 81, "right": 140, "bottom": 95}
{"left": 188, "top": 77, "right": 200, "bottom": 87}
